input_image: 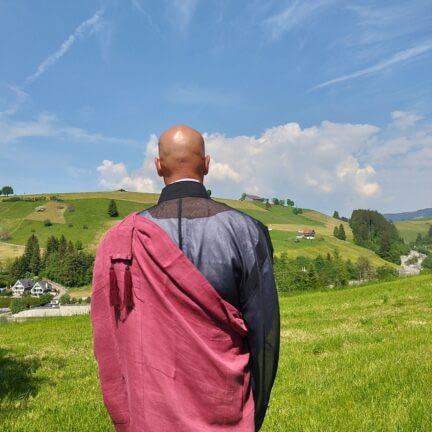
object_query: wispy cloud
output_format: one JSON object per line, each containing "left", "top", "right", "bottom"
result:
{"left": 263, "top": 0, "right": 333, "bottom": 40}
{"left": 0, "top": 85, "right": 28, "bottom": 119}
{"left": 23, "top": 8, "right": 105, "bottom": 87}
{"left": 0, "top": 113, "right": 142, "bottom": 149}
{"left": 311, "top": 40, "right": 432, "bottom": 90}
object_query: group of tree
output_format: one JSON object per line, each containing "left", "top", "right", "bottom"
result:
{"left": 333, "top": 224, "right": 347, "bottom": 240}
{"left": 349, "top": 210, "right": 409, "bottom": 264}
{"left": 412, "top": 225, "right": 432, "bottom": 251}
{"left": 0, "top": 186, "right": 14, "bottom": 196}
{"left": 274, "top": 250, "right": 398, "bottom": 293}
{"left": 333, "top": 210, "right": 349, "bottom": 222}
{"left": 8, "top": 234, "right": 94, "bottom": 287}
{"left": 272, "top": 198, "right": 295, "bottom": 206}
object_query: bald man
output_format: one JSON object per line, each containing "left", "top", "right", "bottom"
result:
{"left": 91, "top": 125, "right": 279, "bottom": 432}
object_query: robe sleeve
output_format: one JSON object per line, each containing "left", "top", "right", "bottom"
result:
{"left": 240, "top": 222, "right": 280, "bottom": 431}
{"left": 91, "top": 238, "right": 130, "bottom": 431}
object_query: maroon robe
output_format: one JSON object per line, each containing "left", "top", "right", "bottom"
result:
{"left": 91, "top": 212, "right": 254, "bottom": 431}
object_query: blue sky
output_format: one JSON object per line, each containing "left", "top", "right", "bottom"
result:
{"left": 0, "top": 0, "right": 431, "bottom": 216}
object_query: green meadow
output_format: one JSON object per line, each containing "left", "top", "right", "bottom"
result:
{"left": 394, "top": 219, "right": 432, "bottom": 243}
{"left": 1, "top": 275, "right": 431, "bottom": 431}
{"left": 0, "top": 192, "right": 393, "bottom": 267}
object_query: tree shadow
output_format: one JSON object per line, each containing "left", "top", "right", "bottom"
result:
{"left": 0, "top": 347, "right": 43, "bottom": 402}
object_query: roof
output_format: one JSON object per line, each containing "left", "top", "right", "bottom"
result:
{"left": 16, "top": 279, "right": 35, "bottom": 288}
{"left": 245, "top": 194, "right": 264, "bottom": 200}
{"left": 33, "top": 280, "right": 52, "bottom": 290}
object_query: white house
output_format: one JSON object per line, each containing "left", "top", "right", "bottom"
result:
{"left": 12, "top": 279, "right": 34, "bottom": 296}
{"left": 296, "top": 229, "right": 316, "bottom": 240}
{"left": 31, "top": 280, "right": 52, "bottom": 296}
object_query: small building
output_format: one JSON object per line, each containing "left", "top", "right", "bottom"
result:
{"left": 296, "top": 229, "right": 316, "bottom": 240}
{"left": 244, "top": 194, "right": 265, "bottom": 203}
{"left": 31, "top": 280, "right": 52, "bottom": 296}
{"left": 12, "top": 279, "right": 35, "bottom": 296}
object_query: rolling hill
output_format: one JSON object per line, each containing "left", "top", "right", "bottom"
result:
{"left": 0, "top": 191, "right": 393, "bottom": 267}
{"left": 394, "top": 219, "right": 432, "bottom": 243}
{"left": 385, "top": 207, "right": 432, "bottom": 221}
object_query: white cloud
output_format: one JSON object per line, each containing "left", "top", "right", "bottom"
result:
{"left": 311, "top": 40, "right": 432, "bottom": 90}
{"left": 96, "top": 134, "right": 162, "bottom": 193}
{"left": 23, "top": 8, "right": 105, "bottom": 86}
{"left": 95, "top": 112, "right": 432, "bottom": 214}
{"left": 391, "top": 110, "right": 423, "bottom": 130}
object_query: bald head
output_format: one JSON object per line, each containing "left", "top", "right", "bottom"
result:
{"left": 155, "top": 125, "right": 210, "bottom": 184}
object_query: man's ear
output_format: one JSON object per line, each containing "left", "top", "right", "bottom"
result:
{"left": 203, "top": 155, "right": 210, "bottom": 176}
{"left": 154, "top": 158, "right": 163, "bottom": 177}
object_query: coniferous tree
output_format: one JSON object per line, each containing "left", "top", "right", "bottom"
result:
{"left": 108, "top": 199, "right": 119, "bottom": 217}
{"left": 338, "top": 224, "right": 346, "bottom": 241}
{"left": 333, "top": 226, "right": 339, "bottom": 238}
{"left": 333, "top": 210, "right": 340, "bottom": 219}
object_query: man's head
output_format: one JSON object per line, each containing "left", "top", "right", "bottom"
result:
{"left": 155, "top": 124, "right": 210, "bottom": 185}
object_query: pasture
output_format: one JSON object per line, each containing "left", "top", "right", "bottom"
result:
{"left": 0, "top": 275, "right": 431, "bottom": 431}
{"left": 395, "top": 219, "right": 432, "bottom": 243}
{"left": 0, "top": 193, "right": 389, "bottom": 267}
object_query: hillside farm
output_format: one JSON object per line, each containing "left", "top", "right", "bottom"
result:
{"left": 0, "top": 192, "right": 393, "bottom": 267}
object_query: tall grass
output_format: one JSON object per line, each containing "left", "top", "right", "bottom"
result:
{"left": 1, "top": 275, "right": 431, "bottom": 431}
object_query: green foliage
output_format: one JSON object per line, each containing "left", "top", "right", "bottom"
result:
{"left": 423, "top": 254, "right": 432, "bottom": 270}
{"left": 376, "top": 265, "right": 399, "bottom": 281}
{"left": 59, "top": 293, "right": 71, "bottom": 304}
{"left": 107, "top": 199, "right": 119, "bottom": 217}
{"left": 272, "top": 197, "right": 280, "bottom": 205}
{"left": 1, "top": 185, "right": 14, "bottom": 196}
{"left": 286, "top": 199, "right": 294, "bottom": 207}
{"left": 293, "top": 207, "right": 303, "bottom": 215}
{"left": 350, "top": 209, "right": 409, "bottom": 263}
{"left": 43, "top": 219, "right": 52, "bottom": 227}
{"left": 206, "top": 189, "right": 212, "bottom": 197}
{"left": 333, "top": 210, "right": 340, "bottom": 219}
{"left": 239, "top": 192, "right": 246, "bottom": 201}
{"left": 9, "top": 298, "right": 26, "bottom": 313}
{"left": 338, "top": 223, "right": 346, "bottom": 240}
{"left": 274, "top": 250, "right": 356, "bottom": 292}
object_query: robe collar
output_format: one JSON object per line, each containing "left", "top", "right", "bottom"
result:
{"left": 158, "top": 181, "right": 210, "bottom": 204}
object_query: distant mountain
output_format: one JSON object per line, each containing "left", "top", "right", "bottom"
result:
{"left": 384, "top": 208, "right": 432, "bottom": 221}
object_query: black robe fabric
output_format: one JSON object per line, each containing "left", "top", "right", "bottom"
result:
{"left": 139, "top": 181, "right": 280, "bottom": 431}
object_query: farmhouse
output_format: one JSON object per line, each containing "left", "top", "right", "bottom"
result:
{"left": 296, "top": 229, "right": 316, "bottom": 240}
{"left": 31, "top": 280, "right": 52, "bottom": 296}
{"left": 244, "top": 194, "right": 265, "bottom": 203}
{"left": 12, "top": 279, "right": 35, "bottom": 295}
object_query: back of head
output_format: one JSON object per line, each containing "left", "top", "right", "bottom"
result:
{"left": 155, "top": 124, "right": 209, "bottom": 184}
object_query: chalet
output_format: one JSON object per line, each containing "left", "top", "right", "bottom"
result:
{"left": 244, "top": 194, "right": 265, "bottom": 203}
{"left": 296, "top": 229, "right": 316, "bottom": 240}
{"left": 31, "top": 280, "right": 52, "bottom": 296}
{"left": 12, "top": 279, "right": 34, "bottom": 296}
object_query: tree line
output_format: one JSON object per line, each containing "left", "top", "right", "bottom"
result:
{"left": 7, "top": 234, "right": 94, "bottom": 287}
{"left": 274, "top": 249, "right": 398, "bottom": 293}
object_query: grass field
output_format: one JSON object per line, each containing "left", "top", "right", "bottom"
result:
{"left": 0, "top": 192, "right": 395, "bottom": 266}
{"left": 1, "top": 275, "right": 431, "bottom": 431}
{"left": 395, "top": 219, "right": 432, "bottom": 243}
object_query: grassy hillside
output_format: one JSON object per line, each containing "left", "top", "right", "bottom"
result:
{"left": 0, "top": 192, "right": 392, "bottom": 266}
{"left": 1, "top": 275, "right": 431, "bottom": 431}
{"left": 395, "top": 218, "right": 432, "bottom": 243}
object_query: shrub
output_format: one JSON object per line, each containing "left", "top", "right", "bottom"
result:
{"left": 44, "top": 219, "right": 52, "bottom": 227}
{"left": 9, "top": 298, "right": 27, "bottom": 314}
{"left": 82, "top": 224, "right": 88, "bottom": 230}
{"left": 59, "top": 294, "right": 71, "bottom": 305}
